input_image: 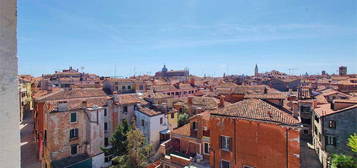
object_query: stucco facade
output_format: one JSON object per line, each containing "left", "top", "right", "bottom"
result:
{"left": 135, "top": 109, "right": 168, "bottom": 150}
{"left": 0, "top": 0, "right": 20, "bottom": 167}
{"left": 209, "top": 116, "right": 301, "bottom": 168}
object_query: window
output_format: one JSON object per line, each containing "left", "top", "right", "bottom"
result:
{"left": 70, "top": 112, "right": 77, "bottom": 122}
{"left": 192, "top": 122, "right": 197, "bottom": 130}
{"left": 104, "top": 109, "right": 107, "bottom": 116}
{"left": 171, "top": 113, "right": 175, "bottom": 119}
{"left": 326, "top": 136, "right": 337, "bottom": 146}
{"left": 301, "top": 106, "right": 311, "bottom": 113}
{"left": 303, "top": 130, "right": 308, "bottom": 135}
{"left": 123, "top": 106, "right": 128, "bottom": 113}
{"left": 104, "top": 137, "right": 109, "bottom": 147}
{"left": 71, "top": 144, "right": 78, "bottom": 155}
{"left": 160, "top": 117, "right": 163, "bottom": 124}
{"left": 204, "top": 143, "right": 210, "bottom": 154}
{"left": 243, "top": 166, "right": 255, "bottom": 168}
{"left": 44, "top": 130, "right": 47, "bottom": 146}
{"left": 69, "top": 128, "right": 79, "bottom": 140}
{"left": 301, "top": 118, "right": 311, "bottom": 125}
{"left": 220, "top": 160, "right": 230, "bottom": 168}
{"left": 328, "top": 120, "right": 336, "bottom": 129}
{"left": 141, "top": 119, "right": 145, "bottom": 127}
{"left": 104, "top": 122, "right": 108, "bottom": 131}
{"left": 122, "top": 86, "right": 126, "bottom": 89}
{"left": 220, "top": 136, "right": 231, "bottom": 151}
{"left": 127, "top": 85, "right": 131, "bottom": 90}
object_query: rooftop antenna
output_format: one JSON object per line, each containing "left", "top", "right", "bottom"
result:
{"left": 288, "top": 68, "right": 297, "bottom": 75}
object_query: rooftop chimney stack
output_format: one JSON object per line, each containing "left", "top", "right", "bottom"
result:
{"left": 219, "top": 95, "right": 225, "bottom": 108}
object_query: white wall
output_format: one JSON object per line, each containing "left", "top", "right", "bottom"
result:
{"left": 135, "top": 110, "right": 168, "bottom": 149}
{"left": 0, "top": 0, "right": 20, "bottom": 167}
{"left": 91, "top": 153, "right": 105, "bottom": 168}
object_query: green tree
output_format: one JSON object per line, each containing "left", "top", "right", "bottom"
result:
{"left": 331, "top": 154, "right": 356, "bottom": 168}
{"left": 178, "top": 113, "right": 189, "bottom": 127}
{"left": 347, "top": 133, "right": 357, "bottom": 153}
{"left": 330, "top": 133, "right": 357, "bottom": 168}
{"left": 111, "top": 129, "right": 152, "bottom": 168}
{"left": 102, "top": 120, "right": 132, "bottom": 156}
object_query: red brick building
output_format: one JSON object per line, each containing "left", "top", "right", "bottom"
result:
{"left": 209, "top": 99, "right": 301, "bottom": 168}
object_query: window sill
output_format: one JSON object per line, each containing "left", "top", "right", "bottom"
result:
{"left": 221, "top": 148, "right": 231, "bottom": 152}
{"left": 69, "top": 137, "right": 79, "bottom": 141}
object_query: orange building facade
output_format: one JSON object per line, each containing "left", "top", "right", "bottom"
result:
{"left": 209, "top": 115, "right": 300, "bottom": 168}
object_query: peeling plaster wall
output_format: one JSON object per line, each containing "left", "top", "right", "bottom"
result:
{"left": 0, "top": 0, "right": 20, "bottom": 167}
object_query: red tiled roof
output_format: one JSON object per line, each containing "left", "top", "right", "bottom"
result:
{"left": 137, "top": 106, "right": 161, "bottom": 116}
{"left": 114, "top": 94, "right": 142, "bottom": 104}
{"left": 46, "top": 97, "right": 109, "bottom": 112}
{"left": 36, "top": 88, "right": 108, "bottom": 101}
{"left": 211, "top": 99, "right": 300, "bottom": 125}
{"left": 244, "top": 93, "right": 287, "bottom": 99}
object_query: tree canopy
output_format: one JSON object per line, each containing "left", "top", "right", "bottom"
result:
{"left": 111, "top": 129, "right": 152, "bottom": 168}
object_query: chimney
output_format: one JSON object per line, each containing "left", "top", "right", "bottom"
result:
{"left": 58, "top": 101, "right": 68, "bottom": 112}
{"left": 190, "top": 78, "right": 195, "bottom": 87}
{"left": 188, "top": 96, "right": 193, "bottom": 106}
{"left": 264, "top": 87, "right": 268, "bottom": 94}
{"left": 82, "top": 101, "right": 87, "bottom": 109}
{"left": 219, "top": 95, "right": 225, "bottom": 108}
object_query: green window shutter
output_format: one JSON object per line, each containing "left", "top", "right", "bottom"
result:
{"left": 71, "top": 113, "right": 77, "bottom": 122}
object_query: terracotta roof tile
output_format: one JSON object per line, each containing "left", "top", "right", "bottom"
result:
{"left": 114, "top": 94, "right": 142, "bottom": 104}
{"left": 36, "top": 88, "right": 108, "bottom": 101}
{"left": 137, "top": 106, "right": 161, "bottom": 116}
{"left": 244, "top": 93, "right": 287, "bottom": 99}
{"left": 211, "top": 99, "right": 300, "bottom": 125}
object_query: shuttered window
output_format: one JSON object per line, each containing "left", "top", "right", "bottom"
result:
{"left": 70, "top": 128, "right": 79, "bottom": 140}
{"left": 328, "top": 120, "right": 336, "bottom": 129}
{"left": 220, "top": 136, "right": 232, "bottom": 151}
{"left": 326, "top": 136, "right": 337, "bottom": 146}
{"left": 70, "top": 112, "right": 77, "bottom": 122}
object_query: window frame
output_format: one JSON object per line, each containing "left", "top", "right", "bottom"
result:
{"left": 69, "top": 128, "right": 79, "bottom": 140}
{"left": 70, "top": 112, "right": 77, "bottom": 123}
{"left": 220, "top": 160, "right": 230, "bottom": 168}
{"left": 328, "top": 120, "right": 336, "bottom": 129}
{"left": 104, "top": 122, "right": 108, "bottom": 131}
{"left": 220, "top": 135, "right": 231, "bottom": 152}
{"left": 203, "top": 142, "right": 210, "bottom": 155}
{"left": 71, "top": 144, "right": 78, "bottom": 155}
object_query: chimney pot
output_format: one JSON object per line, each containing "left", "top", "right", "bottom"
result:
{"left": 219, "top": 95, "right": 225, "bottom": 108}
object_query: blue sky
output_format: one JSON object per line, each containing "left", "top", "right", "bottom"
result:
{"left": 18, "top": 0, "right": 357, "bottom": 77}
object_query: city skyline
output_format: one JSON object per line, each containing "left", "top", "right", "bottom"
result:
{"left": 18, "top": 0, "right": 357, "bottom": 76}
